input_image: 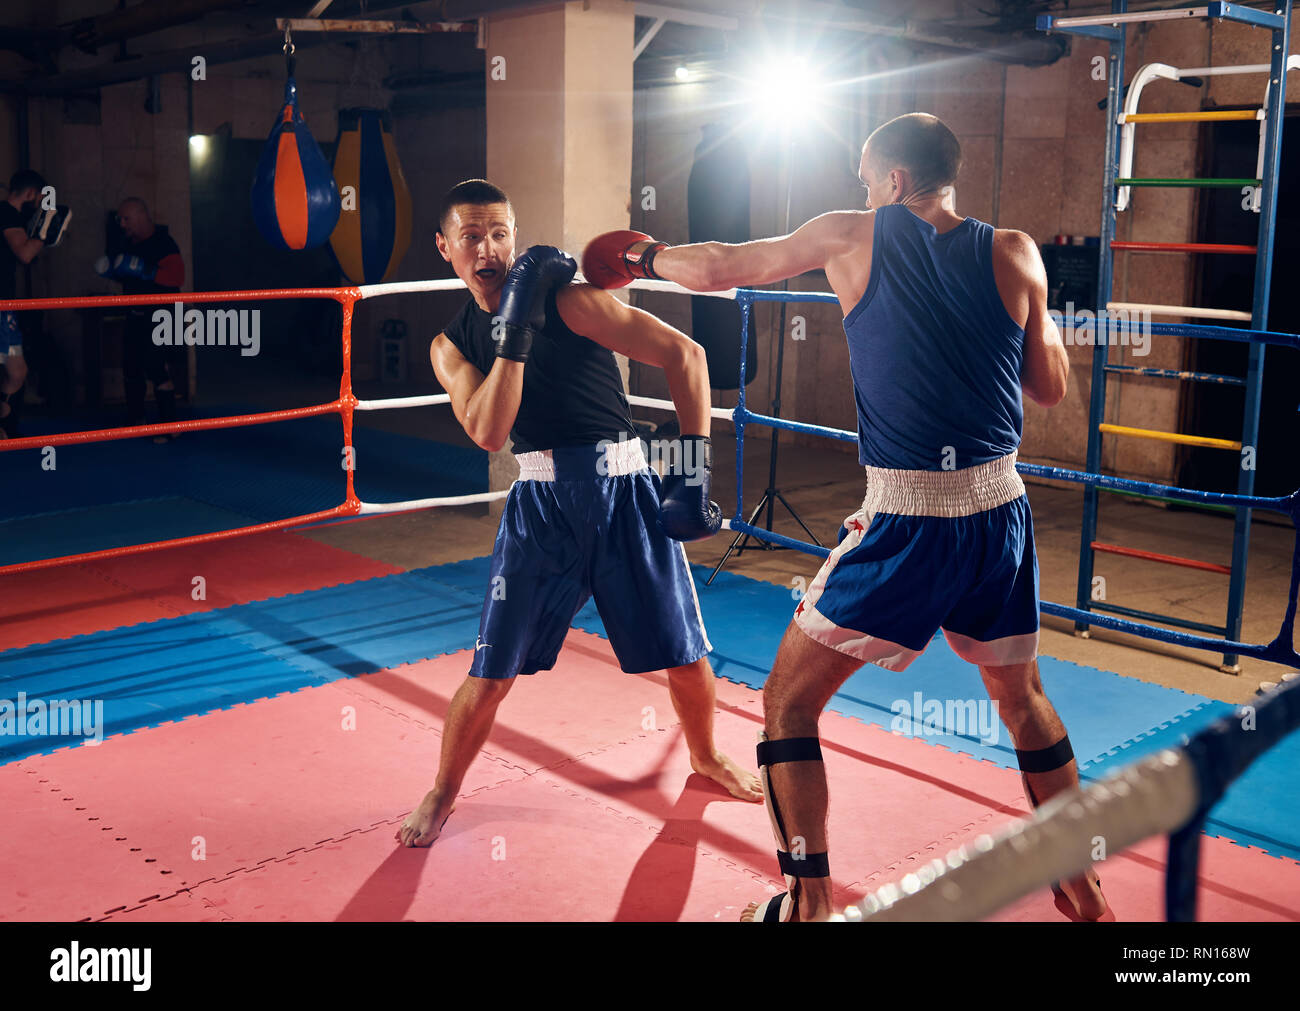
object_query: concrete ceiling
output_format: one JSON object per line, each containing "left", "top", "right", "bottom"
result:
{"left": 0, "top": 0, "right": 1132, "bottom": 95}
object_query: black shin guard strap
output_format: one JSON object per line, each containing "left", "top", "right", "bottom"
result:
{"left": 777, "top": 850, "right": 830, "bottom": 878}
{"left": 1015, "top": 735, "right": 1074, "bottom": 774}
{"left": 756, "top": 737, "right": 823, "bottom": 767}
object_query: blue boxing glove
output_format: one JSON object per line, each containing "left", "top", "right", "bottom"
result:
{"left": 657, "top": 435, "right": 723, "bottom": 542}
{"left": 494, "top": 245, "right": 577, "bottom": 362}
{"left": 94, "top": 254, "right": 156, "bottom": 282}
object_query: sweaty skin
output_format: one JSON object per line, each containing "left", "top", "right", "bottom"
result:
{"left": 647, "top": 141, "right": 1102, "bottom": 922}
{"left": 395, "top": 203, "right": 761, "bottom": 849}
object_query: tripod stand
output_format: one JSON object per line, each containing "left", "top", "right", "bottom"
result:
{"left": 707, "top": 133, "right": 823, "bottom": 586}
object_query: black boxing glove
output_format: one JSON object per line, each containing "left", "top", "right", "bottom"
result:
{"left": 657, "top": 435, "right": 723, "bottom": 542}
{"left": 494, "top": 245, "right": 578, "bottom": 363}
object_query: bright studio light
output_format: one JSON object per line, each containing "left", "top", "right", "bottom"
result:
{"left": 752, "top": 59, "right": 823, "bottom": 121}
{"left": 189, "top": 135, "right": 209, "bottom": 157}
{"left": 675, "top": 65, "right": 692, "bottom": 82}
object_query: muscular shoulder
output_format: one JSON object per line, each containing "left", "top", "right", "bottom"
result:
{"left": 555, "top": 282, "right": 627, "bottom": 338}
{"left": 992, "top": 229, "right": 1044, "bottom": 280}
{"left": 814, "top": 209, "right": 873, "bottom": 251}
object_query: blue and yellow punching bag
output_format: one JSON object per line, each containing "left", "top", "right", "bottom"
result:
{"left": 251, "top": 58, "right": 340, "bottom": 251}
{"left": 328, "top": 108, "right": 412, "bottom": 284}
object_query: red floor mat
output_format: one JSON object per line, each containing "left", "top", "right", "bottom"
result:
{"left": 0, "top": 532, "right": 400, "bottom": 650}
{"left": 6, "top": 631, "right": 1298, "bottom": 922}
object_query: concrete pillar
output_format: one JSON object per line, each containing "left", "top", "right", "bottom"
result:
{"left": 481, "top": 0, "right": 635, "bottom": 509}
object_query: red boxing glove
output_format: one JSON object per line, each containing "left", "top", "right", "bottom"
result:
{"left": 581, "top": 230, "right": 669, "bottom": 289}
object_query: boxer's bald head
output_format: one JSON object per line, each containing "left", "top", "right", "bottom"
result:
{"left": 117, "top": 197, "right": 154, "bottom": 241}
{"left": 436, "top": 179, "right": 517, "bottom": 306}
{"left": 860, "top": 113, "right": 962, "bottom": 209}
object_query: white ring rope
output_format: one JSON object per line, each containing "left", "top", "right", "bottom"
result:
{"left": 357, "top": 490, "right": 512, "bottom": 514}
{"left": 1107, "top": 301, "right": 1252, "bottom": 321}
{"left": 354, "top": 394, "right": 451, "bottom": 411}
{"left": 840, "top": 749, "right": 1199, "bottom": 922}
{"left": 354, "top": 274, "right": 739, "bottom": 300}
{"left": 626, "top": 394, "right": 735, "bottom": 422}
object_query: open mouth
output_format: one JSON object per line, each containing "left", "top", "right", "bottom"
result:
{"left": 475, "top": 267, "right": 499, "bottom": 281}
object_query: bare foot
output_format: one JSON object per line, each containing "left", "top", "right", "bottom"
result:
{"left": 395, "top": 791, "right": 456, "bottom": 848}
{"left": 690, "top": 750, "right": 762, "bottom": 801}
{"left": 1055, "top": 868, "right": 1110, "bottom": 921}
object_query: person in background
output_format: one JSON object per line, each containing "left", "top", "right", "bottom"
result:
{"left": 97, "top": 197, "right": 184, "bottom": 440}
{"left": 1, "top": 169, "right": 71, "bottom": 437}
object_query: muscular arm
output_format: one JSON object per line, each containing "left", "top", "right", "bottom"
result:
{"left": 995, "top": 230, "right": 1068, "bottom": 408}
{"left": 556, "top": 284, "right": 711, "bottom": 436}
{"left": 651, "top": 211, "right": 863, "bottom": 292}
{"left": 429, "top": 333, "right": 524, "bottom": 453}
{"left": 3, "top": 226, "right": 43, "bottom": 265}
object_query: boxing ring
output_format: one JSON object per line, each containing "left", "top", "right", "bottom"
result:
{"left": 0, "top": 282, "right": 509, "bottom": 577}
{"left": 3, "top": 277, "right": 1300, "bottom": 922}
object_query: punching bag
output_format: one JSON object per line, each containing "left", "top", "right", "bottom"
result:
{"left": 251, "top": 74, "right": 340, "bottom": 251}
{"left": 328, "top": 108, "right": 413, "bottom": 285}
{"left": 687, "top": 123, "right": 755, "bottom": 390}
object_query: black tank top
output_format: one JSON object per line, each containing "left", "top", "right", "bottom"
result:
{"left": 441, "top": 286, "right": 636, "bottom": 454}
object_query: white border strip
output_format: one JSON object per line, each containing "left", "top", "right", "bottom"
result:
{"left": 1108, "top": 301, "right": 1251, "bottom": 321}
{"left": 840, "top": 749, "right": 1199, "bottom": 922}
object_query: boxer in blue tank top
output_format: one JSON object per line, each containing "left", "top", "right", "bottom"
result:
{"left": 585, "top": 114, "right": 1110, "bottom": 923}
{"left": 396, "top": 180, "right": 762, "bottom": 850}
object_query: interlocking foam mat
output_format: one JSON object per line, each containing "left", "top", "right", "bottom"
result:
{"left": 0, "top": 548, "right": 1294, "bottom": 888}
{"left": 5, "top": 634, "right": 1298, "bottom": 922}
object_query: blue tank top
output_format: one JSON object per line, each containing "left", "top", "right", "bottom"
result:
{"left": 842, "top": 204, "right": 1025, "bottom": 471}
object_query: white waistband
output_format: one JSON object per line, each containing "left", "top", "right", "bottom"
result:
{"left": 515, "top": 439, "right": 649, "bottom": 481}
{"left": 862, "top": 452, "right": 1024, "bottom": 517}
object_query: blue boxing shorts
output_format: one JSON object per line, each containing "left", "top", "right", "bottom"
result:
{"left": 794, "top": 452, "right": 1039, "bottom": 670}
{"left": 470, "top": 438, "right": 712, "bottom": 678}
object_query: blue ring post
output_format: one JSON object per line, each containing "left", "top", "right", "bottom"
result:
{"left": 1225, "top": 0, "right": 1292, "bottom": 669}
{"left": 734, "top": 292, "right": 751, "bottom": 527}
{"left": 1076, "top": 0, "right": 1127, "bottom": 636}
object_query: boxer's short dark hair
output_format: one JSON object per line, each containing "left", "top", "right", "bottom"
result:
{"left": 438, "top": 179, "right": 514, "bottom": 235}
{"left": 8, "top": 169, "right": 46, "bottom": 198}
{"left": 867, "top": 114, "right": 962, "bottom": 191}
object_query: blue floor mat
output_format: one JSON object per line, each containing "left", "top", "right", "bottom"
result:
{"left": 2, "top": 554, "right": 1296, "bottom": 862}
{"left": 0, "top": 614, "right": 331, "bottom": 762}
{"left": 0, "top": 572, "right": 483, "bottom": 764}
{"left": 219, "top": 572, "right": 482, "bottom": 679}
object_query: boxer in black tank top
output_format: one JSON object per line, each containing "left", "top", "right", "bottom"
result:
{"left": 395, "top": 180, "right": 762, "bottom": 851}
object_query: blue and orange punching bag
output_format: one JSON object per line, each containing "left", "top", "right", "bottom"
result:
{"left": 251, "top": 42, "right": 340, "bottom": 251}
{"left": 328, "top": 108, "right": 412, "bottom": 284}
